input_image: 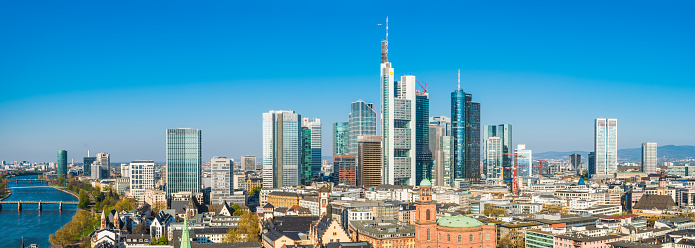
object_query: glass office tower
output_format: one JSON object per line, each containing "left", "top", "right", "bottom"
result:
{"left": 415, "top": 91, "right": 433, "bottom": 185}
{"left": 166, "top": 128, "right": 202, "bottom": 198}
{"left": 57, "top": 150, "right": 67, "bottom": 177}
{"left": 348, "top": 100, "right": 378, "bottom": 155}
{"left": 301, "top": 126, "right": 312, "bottom": 185}
{"left": 263, "top": 110, "right": 301, "bottom": 188}
{"left": 333, "top": 122, "right": 349, "bottom": 156}
{"left": 593, "top": 118, "right": 617, "bottom": 177}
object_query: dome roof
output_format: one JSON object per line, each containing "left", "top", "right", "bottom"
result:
{"left": 437, "top": 216, "right": 485, "bottom": 228}
{"left": 420, "top": 178, "right": 432, "bottom": 186}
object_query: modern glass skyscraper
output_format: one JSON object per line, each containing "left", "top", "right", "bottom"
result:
{"left": 483, "top": 124, "right": 512, "bottom": 183}
{"left": 430, "top": 116, "right": 451, "bottom": 136}
{"left": 593, "top": 118, "right": 618, "bottom": 177}
{"left": 440, "top": 136, "right": 454, "bottom": 187}
{"left": 380, "top": 24, "right": 417, "bottom": 185}
{"left": 642, "top": 142, "right": 657, "bottom": 174}
{"left": 415, "top": 91, "right": 433, "bottom": 185}
{"left": 83, "top": 154, "right": 96, "bottom": 178}
{"left": 515, "top": 144, "right": 533, "bottom": 177}
{"left": 484, "top": 137, "right": 502, "bottom": 184}
{"left": 166, "top": 128, "right": 202, "bottom": 197}
{"left": 210, "top": 157, "right": 233, "bottom": 205}
{"left": 348, "top": 100, "right": 378, "bottom": 155}
{"left": 333, "top": 122, "right": 349, "bottom": 156}
{"left": 429, "top": 116, "right": 451, "bottom": 187}
{"left": 262, "top": 111, "right": 301, "bottom": 188}
{"left": 451, "top": 85, "right": 481, "bottom": 181}
{"left": 306, "top": 118, "right": 322, "bottom": 179}
{"left": 301, "top": 126, "right": 312, "bottom": 185}
{"left": 570, "top": 153, "right": 581, "bottom": 171}
{"left": 57, "top": 150, "right": 67, "bottom": 177}
{"left": 96, "top": 152, "right": 110, "bottom": 179}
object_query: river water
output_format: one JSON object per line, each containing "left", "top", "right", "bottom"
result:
{"left": 1, "top": 175, "right": 78, "bottom": 248}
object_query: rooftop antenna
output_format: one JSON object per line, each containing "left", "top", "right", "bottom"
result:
{"left": 458, "top": 69, "right": 461, "bottom": 89}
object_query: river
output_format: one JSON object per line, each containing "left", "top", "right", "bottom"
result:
{"left": 1, "top": 175, "right": 78, "bottom": 248}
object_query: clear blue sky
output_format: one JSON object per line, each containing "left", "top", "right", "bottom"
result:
{"left": 1, "top": 1, "right": 693, "bottom": 163}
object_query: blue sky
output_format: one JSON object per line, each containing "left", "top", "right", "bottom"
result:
{"left": 1, "top": 1, "right": 693, "bottom": 163}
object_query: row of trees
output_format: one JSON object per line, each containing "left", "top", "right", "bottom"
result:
{"left": 0, "top": 175, "right": 8, "bottom": 199}
{"left": 49, "top": 210, "right": 98, "bottom": 248}
{"left": 223, "top": 211, "right": 260, "bottom": 243}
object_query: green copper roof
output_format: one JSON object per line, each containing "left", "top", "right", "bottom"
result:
{"left": 180, "top": 217, "right": 191, "bottom": 248}
{"left": 420, "top": 178, "right": 432, "bottom": 186}
{"left": 437, "top": 216, "right": 485, "bottom": 228}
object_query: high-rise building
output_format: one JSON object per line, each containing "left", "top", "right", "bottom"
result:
{"left": 210, "top": 157, "right": 233, "bottom": 205}
{"left": 451, "top": 72, "right": 481, "bottom": 182}
{"left": 57, "top": 150, "right": 67, "bottom": 177}
{"left": 166, "top": 128, "right": 202, "bottom": 197}
{"left": 429, "top": 117, "right": 452, "bottom": 187}
{"left": 642, "top": 142, "right": 657, "bottom": 174}
{"left": 305, "top": 118, "right": 322, "bottom": 179}
{"left": 301, "top": 125, "right": 312, "bottom": 185}
{"left": 348, "top": 100, "right": 378, "bottom": 155}
{"left": 334, "top": 155, "right": 357, "bottom": 186}
{"left": 333, "top": 122, "right": 350, "bottom": 156}
{"left": 357, "top": 135, "right": 382, "bottom": 188}
{"left": 130, "top": 160, "right": 155, "bottom": 206}
{"left": 483, "top": 124, "right": 512, "bottom": 183}
{"left": 241, "top": 155, "right": 256, "bottom": 171}
{"left": 430, "top": 116, "right": 451, "bottom": 136}
{"left": 593, "top": 118, "right": 618, "bottom": 177}
{"left": 380, "top": 30, "right": 417, "bottom": 185}
{"left": 84, "top": 153, "right": 96, "bottom": 178}
{"left": 121, "top": 164, "right": 130, "bottom": 178}
{"left": 416, "top": 91, "right": 433, "bottom": 185}
{"left": 570, "top": 153, "right": 581, "bottom": 171}
{"left": 263, "top": 110, "right": 301, "bottom": 188}
{"left": 515, "top": 144, "right": 533, "bottom": 177}
{"left": 96, "top": 152, "right": 110, "bottom": 179}
{"left": 588, "top": 152, "right": 596, "bottom": 176}
{"left": 439, "top": 136, "right": 455, "bottom": 187}
{"left": 484, "top": 137, "right": 502, "bottom": 184}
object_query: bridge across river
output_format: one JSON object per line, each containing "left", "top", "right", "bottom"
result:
{"left": 8, "top": 178, "right": 49, "bottom": 183}
{"left": 0, "top": 201, "right": 78, "bottom": 211}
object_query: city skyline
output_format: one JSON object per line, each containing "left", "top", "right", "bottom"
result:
{"left": 2, "top": 1, "right": 695, "bottom": 163}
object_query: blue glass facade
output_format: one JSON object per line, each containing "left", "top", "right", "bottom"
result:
{"left": 166, "top": 128, "right": 202, "bottom": 197}
{"left": 333, "top": 122, "right": 349, "bottom": 156}
{"left": 301, "top": 127, "right": 312, "bottom": 185}
{"left": 416, "top": 92, "right": 433, "bottom": 185}
{"left": 57, "top": 150, "right": 67, "bottom": 177}
{"left": 451, "top": 90, "right": 466, "bottom": 179}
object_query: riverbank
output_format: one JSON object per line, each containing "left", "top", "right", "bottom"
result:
{"left": 51, "top": 186, "right": 79, "bottom": 199}
{"left": 0, "top": 188, "right": 12, "bottom": 201}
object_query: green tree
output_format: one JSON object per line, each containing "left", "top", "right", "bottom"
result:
{"left": 133, "top": 222, "right": 148, "bottom": 235}
{"left": 157, "top": 235, "right": 168, "bottom": 245}
{"left": 223, "top": 211, "right": 260, "bottom": 243}
{"left": 249, "top": 187, "right": 261, "bottom": 198}
{"left": 115, "top": 198, "right": 136, "bottom": 212}
{"left": 231, "top": 204, "right": 244, "bottom": 216}
{"left": 152, "top": 201, "right": 168, "bottom": 216}
{"left": 484, "top": 203, "right": 508, "bottom": 217}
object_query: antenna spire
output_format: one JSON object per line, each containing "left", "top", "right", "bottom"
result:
{"left": 458, "top": 69, "right": 461, "bottom": 89}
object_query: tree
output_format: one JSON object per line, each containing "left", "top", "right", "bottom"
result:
{"left": 133, "top": 222, "right": 148, "bottom": 235}
{"left": 542, "top": 204, "right": 568, "bottom": 215}
{"left": 157, "top": 235, "right": 168, "bottom": 245}
{"left": 249, "top": 187, "right": 261, "bottom": 198}
{"left": 115, "top": 198, "right": 137, "bottom": 212}
{"left": 484, "top": 203, "right": 508, "bottom": 217}
{"left": 223, "top": 211, "right": 260, "bottom": 243}
{"left": 498, "top": 230, "right": 525, "bottom": 248}
{"left": 152, "top": 201, "right": 168, "bottom": 216}
{"left": 231, "top": 204, "right": 244, "bottom": 216}
{"left": 78, "top": 190, "right": 90, "bottom": 209}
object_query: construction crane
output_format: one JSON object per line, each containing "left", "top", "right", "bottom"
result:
{"left": 516, "top": 160, "right": 546, "bottom": 180}
{"left": 408, "top": 73, "right": 427, "bottom": 93}
{"left": 503, "top": 153, "right": 523, "bottom": 195}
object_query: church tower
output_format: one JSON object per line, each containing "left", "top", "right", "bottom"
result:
{"left": 318, "top": 186, "right": 330, "bottom": 216}
{"left": 100, "top": 209, "right": 107, "bottom": 229}
{"left": 415, "top": 178, "right": 437, "bottom": 248}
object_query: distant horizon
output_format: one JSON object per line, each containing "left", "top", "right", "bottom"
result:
{"left": 2, "top": 1, "right": 693, "bottom": 162}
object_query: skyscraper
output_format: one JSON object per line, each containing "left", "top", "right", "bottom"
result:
{"left": 593, "top": 118, "right": 618, "bottom": 177}
{"left": 429, "top": 116, "right": 452, "bottom": 187}
{"left": 306, "top": 118, "right": 322, "bottom": 179}
{"left": 333, "top": 122, "right": 349, "bottom": 156}
{"left": 166, "top": 128, "right": 202, "bottom": 197}
{"left": 130, "top": 160, "right": 155, "bottom": 206}
{"left": 357, "top": 135, "right": 382, "bottom": 189}
{"left": 348, "top": 100, "right": 378, "bottom": 155}
{"left": 429, "top": 116, "right": 451, "bottom": 136}
{"left": 642, "top": 142, "right": 657, "bottom": 174}
{"left": 484, "top": 137, "right": 502, "bottom": 184}
{"left": 588, "top": 152, "right": 596, "bottom": 176}
{"left": 451, "top": 71, "right": 481, "bottom": 182}
{"left": 483, "top": 124, "right": 512, "bottom": 184}
{"left": 439, "top": 136, "right": 455, "bottom": 187}
{"left": 96, "top": 152, "right": 110, "bottom": 179}
{"left": 241, "top": 155, "right": 256, "bottom": 171}
{"left": 334, "top": 155, "right": 357, "bottom": 186}
{"left": 380, "top": 20, "right": 417, "bottom": 185}
{"left": 57, "top": 150, "right": 67, "bottom": 177}
{"left": 210, "top": 157, "right": 233, "bottom": 205}
{"left": 301, "top": 125, "right": 312, "bottom": 185}
{"left": 84, "top": 151, "right": 96, "bottom": 178}
{"left": 263, "top": 110, "right": 301, "bottom": 188}
{"left": 570, "top": 153, "right": 581, "bottom": 171}
{"left": 416, "top": 91, "right": 433, "bottom": 185}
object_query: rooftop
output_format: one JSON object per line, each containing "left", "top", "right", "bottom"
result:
{"left": 437, "top": 216, "right": 490, "bottom": 228}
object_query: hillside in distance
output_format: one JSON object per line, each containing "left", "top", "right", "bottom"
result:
{"left": 535, "top": 145, "right": 695, "bottom": 162}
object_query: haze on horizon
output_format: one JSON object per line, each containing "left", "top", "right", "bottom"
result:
{"left": 1, "top": 1, "right": 693, "bottom": 163}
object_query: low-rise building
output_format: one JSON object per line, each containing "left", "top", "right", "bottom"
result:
{"left": 347, "top": 219, "right": 415, "bottom": 248}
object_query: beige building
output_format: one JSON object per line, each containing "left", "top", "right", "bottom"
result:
{"left": 144, "top": 189, "right": 166, "bottom": 206}
{"left": 310, "top": 215, "right": 351, "bottom": 245}
{"left": 241, "top": 155, "right": 257, "bottom": 171}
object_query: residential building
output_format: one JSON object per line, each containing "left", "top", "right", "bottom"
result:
{"left": 349, "top": 100, "right": 378, "bottom": 156}
{"left": 593, "top": 118, "right": 618, "bottom": 177}
{"left": 129, "top": 160, "right": 154, "bottom": 205}
{"left": 357, "top": 135, "right": 382, "bottom": 189}
{"left": 309, "top": 215, "right": 351, "bottom": 246}
{"left": 241, "top": 155, "right": 257, "bottom": 171}
{"left": 380, "top": 31, "right": 417, "bottom": 185}
{"left": 334, "top": 122, "right": 350, "bottom": 156}
{"left": 416, "top": 91, "right": 433, "bottom": 185}
{"left": 334, "top": 155, "right": 357, "bottom": 187}
{"left": 165, "top": 128, "right": 202, "bottom": 197}
{"left": 263, "top": 110, "right": 301, "bottom": 188}
{"left": 642, "top": 142, "right": 657, "bottom": 174}
{"left": 210, "top": 157, "right": 233, "bottom": 205}
{"left": 57, "top": 150, "right": 67, "bottom": 177}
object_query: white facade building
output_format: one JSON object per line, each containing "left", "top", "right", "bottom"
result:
{"left": 263, "top": 110, "right": 301, "bottom": 188}
{"left": 594, "top": 118, "right": 618, "bottom": 176}
{"left": 485, "top": 137, "right": 502, "bottom": 184}
{"left": 129, "top": 160, "right": 155, "bottom": 206}
{"left": 642, "top": 142, "right": 657, "bottom": 174}
{"left": 210, "top": 157, "right": 233, "bottom": 205}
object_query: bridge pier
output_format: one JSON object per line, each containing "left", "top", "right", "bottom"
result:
{"left": 0, "top": 203, "right": 3, "bottom": 211}
{"left": 18, "top": 202, "right": 22, "bottom": 211}
{"left": 59, "top": 201, "right": 63, "bottom": 211}
{"left": 38, "top": 202, "right": 42, "bottom": 212}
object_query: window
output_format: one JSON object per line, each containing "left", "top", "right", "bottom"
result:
{"left": 486, "top": 233, "right": 490, "bottom": 241}
{"left": 426, "top": 209, "right": 431, "bottom": 220}
{"left": 427, "top": 229, "right": 431, "bottom": 241}
{"left": 458, "top": 235, "right": 462, "bottom": 242}
{"left": 447, "top": 234, "right": 450, "bottom": 242}
{"left": 470, "top": 235, "right": 473, "bottom": 242}
{"left": 439, "top": 233, "right": 441, "bottom": 240}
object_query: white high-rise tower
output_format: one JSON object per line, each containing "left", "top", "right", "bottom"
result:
{"left": 642, "top": 142, "right": 657, "bottom": 174}
{"left": 263, "top": 110, "right": 302, "bottom": 188}
{"left": 593, "top": 118, "right": 618, "bottom": 177}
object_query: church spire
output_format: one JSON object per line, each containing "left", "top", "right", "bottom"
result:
{"left": 180, "top": 217, "right": 191, "bottom": 248}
